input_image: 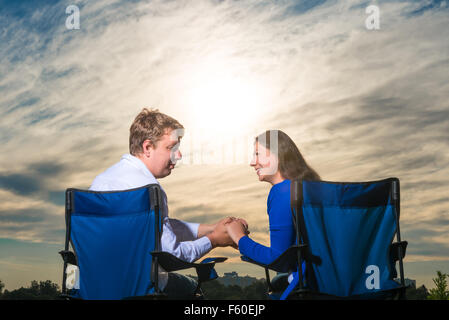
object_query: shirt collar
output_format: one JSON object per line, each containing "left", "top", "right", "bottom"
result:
{"left": 121, "top": 153, "right": 160, "bottom": 185}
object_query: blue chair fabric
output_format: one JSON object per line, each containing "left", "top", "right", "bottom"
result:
{"left": 59, "top": 184, "right": 225, "bottom": 300}
{"left": 241, "top": 178, "right": 407, "bottom": 300}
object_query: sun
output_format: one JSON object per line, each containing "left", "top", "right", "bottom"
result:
{"left": 185, "top": 70, "right": 267, "bottom": 138}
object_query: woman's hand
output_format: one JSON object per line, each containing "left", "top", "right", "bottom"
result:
{"left": 226, "top": 219, "right": 250, "bottom": 248}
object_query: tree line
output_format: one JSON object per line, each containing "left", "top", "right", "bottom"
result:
{"left": 0, "top": 271, "right": 448, "bottom": 300}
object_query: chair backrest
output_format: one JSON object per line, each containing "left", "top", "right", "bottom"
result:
{"left": 292, "top": 178, "right": 402, "bottom": 297}
{"left": 63, "top": 184, "right": 162, "bottom": 300}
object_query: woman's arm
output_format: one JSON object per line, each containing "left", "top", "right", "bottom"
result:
{"left": 238, "top": 226, "right": 294, "bottom": 265}
{"left": 236, "top": 186, "right": 295, "bottom": 265}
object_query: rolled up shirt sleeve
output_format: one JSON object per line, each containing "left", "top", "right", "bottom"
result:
{"left": 161, "top": 217, "right": 212, "bottom": 263}
{"left": 168, "top": 218, "right": 200, "bottom": 241}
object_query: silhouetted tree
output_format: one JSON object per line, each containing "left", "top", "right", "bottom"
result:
{"left": 406, "top": 285, "right": 428, "bottom": 300}
{"left": 427, "top": 271, "right": 449, "bottom": 300}
{"left": 201, "top": 278, "right": 269, "bottom": 300}
{"left": 0, "top": 280, "right": 4, "bottom": 296}
{"left": 242, "top": 279, "right": 269, "bottom": 300}
{"left": 0, "top": 280, "right": 61, "bottom": 300}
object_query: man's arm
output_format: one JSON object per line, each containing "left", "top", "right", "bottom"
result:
{"left": 197, "top": 217, "right": 237, "bottom": 238}
{"left": 164, "top": 217, "right": 248, "bottom": 261}
{"left": 161, "top": 218, "right": 213, "bottom": 262}
{"left": 169, "top": 218, "right": 232, "bottom": 241}
{"left": 170, "top": 217, "right": 236, "bottom": 239}
{"left": 168, "top": 219, "right": 200, "bottom": 242}
{"left": 197, "top": 223, "right": 215, "bottom": 238}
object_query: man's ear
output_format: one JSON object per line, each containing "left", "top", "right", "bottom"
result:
{"left": 142, "top": 139, "right": 155, "bottom": 157}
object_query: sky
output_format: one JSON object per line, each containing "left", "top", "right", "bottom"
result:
{"left": 0, "top": 0, "right": 448, "bottom": 291}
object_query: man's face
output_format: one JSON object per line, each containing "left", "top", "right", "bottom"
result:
{"left": 147, "top": 129, "right": 183, "bottom": 179}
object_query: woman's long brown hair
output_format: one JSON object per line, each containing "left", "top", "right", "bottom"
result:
{"left": 256, "top": 130, "right": 321, "bottom": 181}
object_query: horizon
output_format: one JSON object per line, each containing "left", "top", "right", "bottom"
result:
{"left": 1, "top": 0, "right": 448, "bottom": 293}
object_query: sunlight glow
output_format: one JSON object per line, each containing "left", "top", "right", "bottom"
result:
{"left": 185, "top": 66, "right": 269, "bottom": 138}
{"left": 172, "top": 55, "right": 277, "bottom": 166}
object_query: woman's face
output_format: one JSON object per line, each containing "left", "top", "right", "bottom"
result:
{"left": 250, "top": 142, "right": 279, "bottom": 183}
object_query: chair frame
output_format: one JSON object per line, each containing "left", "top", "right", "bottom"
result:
{"left": 59, "top": 184, "right": 226, "bottom": 300}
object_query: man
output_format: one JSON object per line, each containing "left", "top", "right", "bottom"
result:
{"left": 89, "top": 108, "right": 242, "bottom": 298}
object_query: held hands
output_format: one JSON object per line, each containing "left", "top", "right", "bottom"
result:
{"left": 226, "top": 219, "right": 250, "bottom": 248}
{"left": 207, "top": 217, "right": 249, "bottom": 249}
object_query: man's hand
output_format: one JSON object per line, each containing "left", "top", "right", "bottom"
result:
{"left": 207, "top": 217, "right": 236, "bottom": 248}
{"left": 198, "top": 217, "right": 234, "bottom": 238}
{"left": 203, "top": 217, "right": 250, "bottom": 249}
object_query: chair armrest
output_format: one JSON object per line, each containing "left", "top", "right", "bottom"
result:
{"left": 151, "top": 251, "right": 195, "bottom": 272}
{"left": 390, "top": 241, "right": 408, "bottom": 262}
{"left": 151, "top": 251, "right": 227, "bottom": 283}
{"left": 240, "top": 255, "right": 269, "bottom": 269}
{"left": 59, "top": 250, "right": 77, "bottom": 265}
{"left": 151, "top": 251, "right": 226, "bottom": 271}
{"left": 241, "top": 245, "right": 307, "bottom": 273}
{"left": 200, "top": 257, "right": 227, "bottom": 264}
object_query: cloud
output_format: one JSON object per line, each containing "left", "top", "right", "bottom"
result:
{"left": 0, "top": 0, "right": 448, "bottom": 290}
{"left": 0, "top": 200, "right": 65, "bottom": 244}
{"left": 408, "top": 0, "right": 449, "bottom": 16}
{"left": 0, "top": 173, "right": 42, "bottom": 196}
{"left": 283, "top": 0, "right": 328, "bottom": 16}
{"left": 402, "top": 223, "right": 449, "bottom": 261}
{"left": 0, "top": 208, "right": 48, "bottom": 224}
{"left": 0, "top": 160, "right": 67, "bottom": 196}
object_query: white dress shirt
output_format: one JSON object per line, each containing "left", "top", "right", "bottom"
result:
{"left": 89, "top": 153, "right": 212, "bottom": 291}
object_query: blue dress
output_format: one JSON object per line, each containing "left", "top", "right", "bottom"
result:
{"left": 238, "top": 179, "right": 296, "bottom": 265}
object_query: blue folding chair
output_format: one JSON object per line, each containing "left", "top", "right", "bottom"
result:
{"left": 59, "top": 184, "right": 226, "bottom": 300}
{"left": 241, "top": 178, "right": 408, "bottom": 300}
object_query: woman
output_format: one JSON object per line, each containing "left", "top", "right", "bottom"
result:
{"left": 226, "top": 130, "right": 320, "bottom": 294}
